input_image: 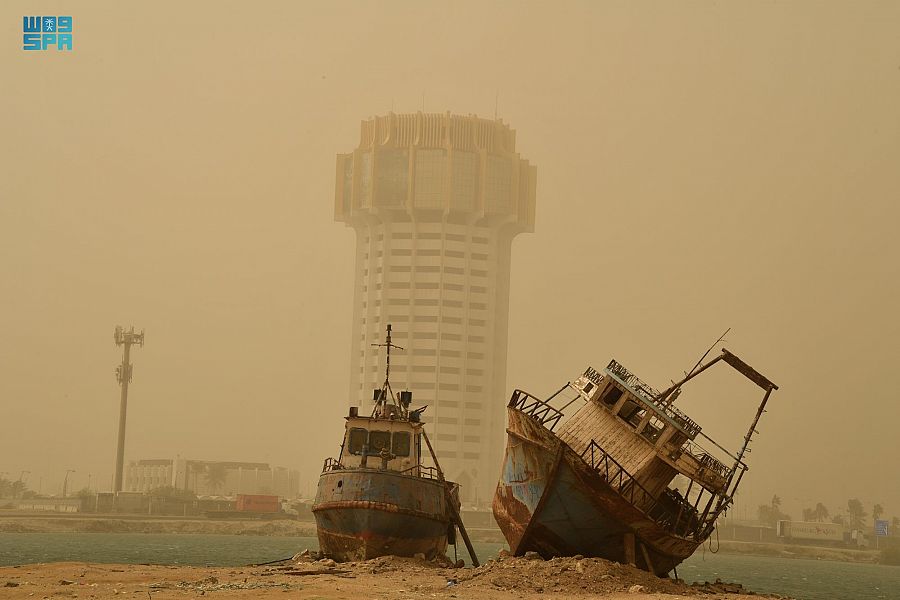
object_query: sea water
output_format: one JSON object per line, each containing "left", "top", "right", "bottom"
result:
{"left": 1, "top": 533, "right": 897, "bottom": 600}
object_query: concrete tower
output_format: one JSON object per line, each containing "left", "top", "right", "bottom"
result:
{"left": 334, "top": 112, "right": 536, "bottom": 505}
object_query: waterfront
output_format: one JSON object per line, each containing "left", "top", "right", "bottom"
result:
{"left": 1, "top": 533, "right": 898, "bottom": 599}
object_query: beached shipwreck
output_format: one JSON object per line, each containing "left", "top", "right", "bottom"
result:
{"left": 493, "top": 348, "right": 777, "bottom": 576}
{"left": 313, "top": 325, "right": 478, "bottom": 565}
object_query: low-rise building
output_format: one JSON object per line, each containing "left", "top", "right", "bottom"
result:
{"left": 124, "top": 457, "right": 300, "bottom": 498}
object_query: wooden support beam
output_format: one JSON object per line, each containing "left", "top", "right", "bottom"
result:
{"left": 623, "top": 532, "right": 636, "bottom": 566}
{"left": 639, "top": 542, "right": 655, "bottom": 574}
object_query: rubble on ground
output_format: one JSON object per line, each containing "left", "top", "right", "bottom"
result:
{"left": 265, "top": 550, "right": 775, "bottom": 597}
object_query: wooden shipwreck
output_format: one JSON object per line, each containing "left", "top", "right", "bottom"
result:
{"left": 313, "top": 325, "right": 478, "bottom": 564}
{"left": 492, "top": 347, "right": 777, "bottom": 576}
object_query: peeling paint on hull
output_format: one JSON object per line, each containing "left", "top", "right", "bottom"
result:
{"left": 313, "top": 469, "right": 452, "bottom": 562}
{"left": 493, "top": 407, "right": 701, "bottom": 576}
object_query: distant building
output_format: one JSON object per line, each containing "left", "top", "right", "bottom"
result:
{"left": 16, "top": 497, "right": 81, "bottom": 513}
{"left": 124, "top": 458, "right": 300, "bottom": 498}
{"left": 334, "top": 112, "right": 537, "bottom": 504}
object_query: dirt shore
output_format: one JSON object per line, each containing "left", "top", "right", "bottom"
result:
{"left": 0, "top": 554, "right": 786, "bottom": 600}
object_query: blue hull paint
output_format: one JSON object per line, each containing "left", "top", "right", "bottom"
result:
{"left": 314, "top": 469, "right": 453, "bottom": 561}
{"left": 493, "top": 407, "right": 700, "bottom": 575}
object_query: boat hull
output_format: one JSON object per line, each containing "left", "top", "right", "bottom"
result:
{"left": 313, "top": 469, "right": 452, "bottom": 561}
{"left": 492, "top": 407, "right": 701, "bottom": 576}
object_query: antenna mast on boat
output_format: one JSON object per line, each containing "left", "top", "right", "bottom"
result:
{"left": 661, "top": 328, "right": 730, "bottom": 407}
{"left": 371, "top": 324, "right": 404, "bottom": 413}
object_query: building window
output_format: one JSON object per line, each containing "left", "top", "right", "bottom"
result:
{"left": 375, "top": 149, "right": 409, "bottom": 207}
{"left": 358, "top": 152, "right": 372, "bottom": 200}
{"left": 451, "top": 151, "right": 477, "bottom": 210}
{"left": 485, "top": 155, "right": 512, "bottom": 213}
{"left": 414, "top": 149, "right": 447, "bottom": 208}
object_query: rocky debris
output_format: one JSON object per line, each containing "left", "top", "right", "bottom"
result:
{"left": 452, "top": 554, "right": 771, "bottom": 597}
{"left": 691, "top": 579, "right": 751, "bottom": 594}
{"left": 149, "top": 575, "right": 295, "bottom": 593}
{"left": 4, "top": 581, "right": 19, "bottom": 587}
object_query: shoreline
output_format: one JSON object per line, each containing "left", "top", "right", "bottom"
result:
{"left": 0, "top": 555, "right": 783, "bottom": 599}
{"left": 0, "top": 513, "right": 883, "bottom": 566}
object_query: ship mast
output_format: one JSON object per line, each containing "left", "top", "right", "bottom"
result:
{"left": 371, "top": 324, "right": 404, "bottom": 415}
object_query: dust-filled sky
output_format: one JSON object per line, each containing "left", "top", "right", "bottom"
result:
{"left": 1, "top": 1, "right": 898, "bottom": 521}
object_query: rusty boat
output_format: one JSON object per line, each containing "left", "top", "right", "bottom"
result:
{"left": 313, "top": 325, "right": 478, "bottom": 564}
{"left": 493, "top": 345, "right": 777, "bottom": 576}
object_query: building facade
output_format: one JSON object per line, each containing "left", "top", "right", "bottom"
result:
{"left": 335, "top": 112, "right": 536, "bottom": 505}
{"left": 124, "top": 458, "right": 300, "bottom": 498}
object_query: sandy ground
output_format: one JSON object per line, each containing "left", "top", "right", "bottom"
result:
{"left": 0, "top": 554, "right": 786, "bottom": 600}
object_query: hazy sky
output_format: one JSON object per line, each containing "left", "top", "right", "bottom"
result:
{"left": 2, "top": 1, "right": 898, "bottom": 520}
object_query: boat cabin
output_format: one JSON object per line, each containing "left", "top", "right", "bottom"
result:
{"left": 560, "top": 360, "right": 731, "bottom": 495}
{"left": 336, "top": 407, "right": 424, "bottom": 474}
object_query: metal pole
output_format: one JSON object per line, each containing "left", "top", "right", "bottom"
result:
{"left": 114, "top": 341, "right": 131, "bottom": 492}
{"left": 421, "top": 430, "right": 480, "bottom": 567}
{"left": 113, "top": 326, "right": 143, "bottom": 493}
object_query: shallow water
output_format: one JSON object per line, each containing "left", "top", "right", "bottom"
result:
{"left": 1, "top": 533, "right": 898, "bottom": 600}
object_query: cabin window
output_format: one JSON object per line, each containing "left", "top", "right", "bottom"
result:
{"left": 618, "top": 400, "right": 643, "bottom": 426}
{"left": 369, "top": 430, "right": 392, "bottom": 453}
{"left": 602, "top": 387, "right": 623, "bottom": 406}
{"left": 392, "top": 432, "right": 411, "bottom": 456}
{"left": 348, "top": 428, "right": 368, "bottom": 455}
{"left": 641, "top": 414, "right": 667, "bottom": 443}
{"left": 583, "top": 382, "right": 595, "bottom": 395}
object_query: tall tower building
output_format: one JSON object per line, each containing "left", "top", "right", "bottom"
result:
{"left": 334, "top": 112, "right": 536, "bottom": 505}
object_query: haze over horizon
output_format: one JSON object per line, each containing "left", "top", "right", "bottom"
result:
{"left": 2, "top": 1, "right": 898, "bottom": 523}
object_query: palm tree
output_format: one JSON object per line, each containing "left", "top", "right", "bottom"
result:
{"left": 204, "top": 463, "right": 228, "bottom": 494}
{"left": 873, "top": 504, "right": 884, "bottom": 522}
{"left": 847, "top": 499, "right": 867, "bottom": 529}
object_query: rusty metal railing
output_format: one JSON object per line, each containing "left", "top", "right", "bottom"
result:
{"left": 322, "top": 457, "right": 344, "bottom": 472}
{"left": 606, "top": 359, "right": 702, "bottom": 439}
{"left": 581, "top": 439, "right": 707, "bottom": 539}
{"left": 508, "top": 389, "right": 564, "bottom": 431}
{"left": 396, "top": 464, "right": 441, "bottom": 480}
{"left": 321, "top": 457, "right": 442, "bottom": 482}
{"left": 698, "top": 451, "right": 731, "bottom": 479}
